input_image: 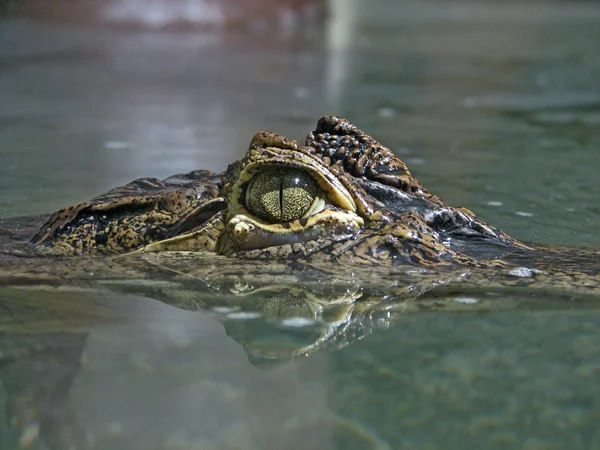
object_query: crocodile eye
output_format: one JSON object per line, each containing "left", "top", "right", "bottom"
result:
{"left": 246, "top": 168, "right": 318, "bottom": 223}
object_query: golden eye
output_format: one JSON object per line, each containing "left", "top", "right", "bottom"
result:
{"left": 246, "top": 168, "right": 318, "bottom": 223}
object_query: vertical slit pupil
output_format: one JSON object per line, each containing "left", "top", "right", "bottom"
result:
{"left": 279, "top": 179, "right": 284, "bottom": 213}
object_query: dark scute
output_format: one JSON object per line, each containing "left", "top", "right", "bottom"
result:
{"left": 313, "top": 115, "right": 349, "bottom": 135}
{"left": 307, "top": 116, "right": 363, "bottom": 159}
{"left": 356, "top": 179, "right": 435, "bottom": 215}
{"left": 427, "top": 209, "right": 470, "bottom": 233}
{"left": 369, "top": 165, "right": 409, "bottom": 177}
{"left": 427, "top": 209, "right": 518, "bottom": 259}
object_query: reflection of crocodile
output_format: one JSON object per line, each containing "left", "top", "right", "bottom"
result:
{"left": 2, "top": 269, "right": 599, "bottom": 449}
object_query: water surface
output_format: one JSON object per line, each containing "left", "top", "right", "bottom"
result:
{"left": 1, "top": 1, "right": 599, "bottom": 448}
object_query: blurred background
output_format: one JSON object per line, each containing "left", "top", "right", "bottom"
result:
{"left": 1, "top": 0, "right": 599, "bottom": 244}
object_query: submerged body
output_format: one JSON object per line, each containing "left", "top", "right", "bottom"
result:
{"left": 1, "top": 116, "right": 598, "bottom": 293}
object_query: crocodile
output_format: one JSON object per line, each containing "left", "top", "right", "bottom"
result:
{"left": 22, "top": 115, "right": 528, "bottom": 264}
{"left": 1, "top": 114, "right": 599, "bottom": 365}
{"left": 1, "top": 116, "right": 599, "bottom": 448}
{"left": 0, "top": 115, "right": 596, "bottom": 286}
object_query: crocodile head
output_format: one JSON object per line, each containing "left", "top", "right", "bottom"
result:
{"left": 30, "top": 116, "right": 527, "bottom": 267}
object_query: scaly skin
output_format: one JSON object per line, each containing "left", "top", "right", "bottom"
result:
{"left": 0, "top": 116, "right": 597, "bottom": 295}
{"left": 0, "top": 115, "right": 597, "bottom": 299}
{"left": 27, "top": 116, "right": 527, "bottom": 266}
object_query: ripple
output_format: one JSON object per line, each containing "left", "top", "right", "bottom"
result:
{"left": 280, "top": 317, "right": 317, "bottom": 328}
{"left": 226, "top": 311, "right": 262, "bottom": 320}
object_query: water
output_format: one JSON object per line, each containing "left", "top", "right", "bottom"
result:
{"left": 1, "top": 1, "right": 600, "bottom": 448}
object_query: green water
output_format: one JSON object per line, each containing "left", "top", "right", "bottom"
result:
{"left": 1, "top": 1, "right": 600, "bottom": 448}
